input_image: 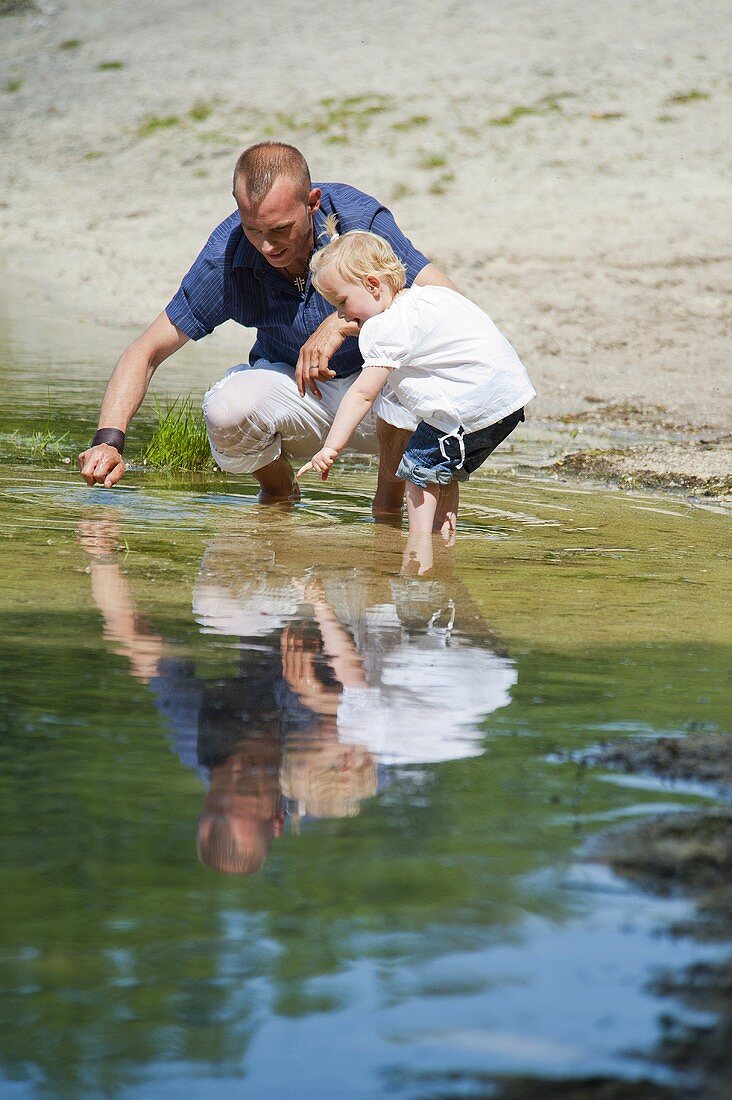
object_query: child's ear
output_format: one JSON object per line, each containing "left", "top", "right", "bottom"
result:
{"left": 364, "top": 275, "right": 380, "bottom": 295}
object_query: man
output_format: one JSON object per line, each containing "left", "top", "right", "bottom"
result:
{"left": 78, "top": 142, "right": 455, "bottom": 511}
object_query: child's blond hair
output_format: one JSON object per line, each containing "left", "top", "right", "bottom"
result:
{"left": 310, "top": 214, "right": 407, "bottom": 297}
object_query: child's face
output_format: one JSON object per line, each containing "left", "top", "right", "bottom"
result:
{"left": 318, "top": 267, "right": 392, "bottom": 328}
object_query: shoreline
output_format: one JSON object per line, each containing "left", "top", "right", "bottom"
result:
{"left": 2, "top": 254, "right": 730, "bottom": 507}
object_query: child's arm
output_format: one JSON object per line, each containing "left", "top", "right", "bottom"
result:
{"left": 297, "top": 365, "right": 391, "bottom": 479}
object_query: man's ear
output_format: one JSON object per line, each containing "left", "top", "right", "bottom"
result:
{"left": 308, "top": 187, "right": 322, "bottom": 214}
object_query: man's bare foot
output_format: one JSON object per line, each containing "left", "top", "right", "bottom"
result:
{"left": 257, "top": 485, "right": 300, "bottom": 504}
{"left": 254, "top": 454, "right": 300, "bottom": 503}
{"left": 372, "top": 490, "right": 404, "bottom": 524}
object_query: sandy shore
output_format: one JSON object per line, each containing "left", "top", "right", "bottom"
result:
{"left": 1, "top": 0, "right": 731, "bottom": 495}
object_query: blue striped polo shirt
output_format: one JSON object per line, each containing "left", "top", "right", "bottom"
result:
{"left": 165, "top": 182, "right": 430, "bottom": 378}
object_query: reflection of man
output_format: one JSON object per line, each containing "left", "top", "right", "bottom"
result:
{"left": 78, "top": 141, "right": 455, "bottom": 512}
{"left": 78, "top": 516, "right": 299, "bottom": 875}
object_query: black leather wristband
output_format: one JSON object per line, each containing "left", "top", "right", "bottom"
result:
{"left": 91, "top": 428, "right": 126, "bottom": 454}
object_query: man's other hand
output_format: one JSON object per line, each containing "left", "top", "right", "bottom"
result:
{"left": 295, "top": 313, "right": 357, "bottom": 399}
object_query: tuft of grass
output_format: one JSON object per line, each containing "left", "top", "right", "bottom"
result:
{"left": 270, "top": 95, "right": 391, "bottom": 141}
{"left": 189, "top": 100, "right": 213, "bottom": 122}
{"left": 143, "top": 396, "right": 214, "bottom": 471}
{"left": 59, "top": 38, "right": 82, "bottom": 51}
{"left": 5, "top": 78, "right": 22, "bottom": 92}
{"left": 490, "top": 93, "right": 569, "bottom": 127}
{"left": 590, "top": 111, "right": 624, "bottom": 121}
{"left": 666, "top": 90, "right": 710, "bottom": 104}
{"left": 0, "top": 0, "right": 34, "bottom": 13}
{"left": 390, "top": 182, "right": 412, "bottom": 202}
{"left": 84, "top": 150, "right": 103, "bottom": 159}
{"left": 137, "top": 114, "right": 180, "bottom": 138}
{"left": 3, "top": 425, "right": 72, "bottom": 464}
{"left": 419, "top": 153, "right": 448, "bottom": 170}
{"left": 392, "top": 114, "right": 430, "bottom": 132}
{"left": 429, "top": 172, "right": 455, "bottom": 195}
{"left": 656, "top": 114, "right": 676, "bottom": 123}
{"left": 2, "top": 390, "right": 76, "bottom": 464}
{"left": 97, "top": 60, "right": 124, "bottom": 71}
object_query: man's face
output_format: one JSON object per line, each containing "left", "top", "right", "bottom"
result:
{"left": 235, "top": 176, "right": 320, "bottom": 271}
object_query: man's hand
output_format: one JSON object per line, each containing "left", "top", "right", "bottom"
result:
{"left": 78, "top": 443, "right": 127, "bottom": 488}
{"left": 295, "top": 313, "right": 358, "bottom": 399}
{"left": 297, "top": 446, "right": 339, "bottom": 480}
{"left": 77, "top": 312, "right": 189, "bottom": 488}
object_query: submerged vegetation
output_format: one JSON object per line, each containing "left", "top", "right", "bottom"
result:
{"left": 3, "top": 426, "right": 72, "bottom": 463}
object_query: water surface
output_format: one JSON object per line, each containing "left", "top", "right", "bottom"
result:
{"left": 1, "top": 279, "right": 730, "bottom": 1098}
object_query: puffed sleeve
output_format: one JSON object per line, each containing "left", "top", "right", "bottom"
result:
{"left": 358, "top": 305, "right": 415, "bottom": 371}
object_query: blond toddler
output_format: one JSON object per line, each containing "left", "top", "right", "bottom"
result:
{"left": 299, "top": 225, "right": 535, "bottom": 537}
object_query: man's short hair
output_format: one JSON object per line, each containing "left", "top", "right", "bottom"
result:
{"left": 233, "top": 141, "right": 311, "bottom": 204}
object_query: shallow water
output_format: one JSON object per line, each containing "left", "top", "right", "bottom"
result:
{"left": 1, "top": 281, "right": 731, "bottom": 1098}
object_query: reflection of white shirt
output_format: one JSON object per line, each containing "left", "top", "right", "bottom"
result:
{"left": 193, "top": 577, "right": 301, "bottom": 637}
{"left": 336, "top": 634, "right": 516, "bottom": 764}
{"left": 359, "top": 285, "right": 535, "bottom": 435}
{"left": 192, "top": 562, "right": 518, "bottom": 768}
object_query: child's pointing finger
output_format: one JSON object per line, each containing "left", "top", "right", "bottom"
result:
{"left": 296, "top": 461, "right": 313, "bottom": 479}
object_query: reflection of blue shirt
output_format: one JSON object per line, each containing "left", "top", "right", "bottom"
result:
{"left": 165, "top": 182, "right": 430, "bottom": 378}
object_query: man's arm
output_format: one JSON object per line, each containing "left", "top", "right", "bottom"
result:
{"left": 413, "top": 262, "right": 457, "bottom": 291}
{"left": 78, "top": 311, "right": 190, "bottom": 487}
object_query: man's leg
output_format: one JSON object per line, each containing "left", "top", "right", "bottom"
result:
{"left": 372, "top": 419, "right": 413, "bottom": 517}
{"left": 203, "top": 362, "right": 352, "bottom": 503}
{"left": 434, "top": 481, "right": 459, "bottom": 539}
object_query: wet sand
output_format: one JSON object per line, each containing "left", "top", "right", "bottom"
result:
{"left": 1, "top": 0, "right": 731, "bottom": 497}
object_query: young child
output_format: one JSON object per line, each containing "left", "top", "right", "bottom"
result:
{"left": 298, "top": 224, "right": 535, "bottom": 538}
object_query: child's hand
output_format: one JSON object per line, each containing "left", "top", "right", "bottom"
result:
{"left": 297, "top": 446, "right": 339, "bottom": 480}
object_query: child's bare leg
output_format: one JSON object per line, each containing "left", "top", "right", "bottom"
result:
{"left": 405, "top": 481, "right": 440, "bottom": 534}
{"left": 434, "top": 481, "right": 459, "bottom": 540}
{"left": 402, "top": 482, "right": 439, "bottom": 574}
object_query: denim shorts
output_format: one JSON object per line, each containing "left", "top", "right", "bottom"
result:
{"left": 396, "top": 408, "right": 525, "bottom": 488}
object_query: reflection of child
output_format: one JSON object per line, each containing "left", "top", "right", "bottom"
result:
{"left": 300, "top": 225, "right": 535, "bottom": 538}
{"left": 278, "top": 608, "right": 378, "bottom": 820}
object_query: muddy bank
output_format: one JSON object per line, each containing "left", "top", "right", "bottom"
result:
{"left": 543, "top": 402, "right": 732, "bottom": 501}
{"left": 586, "top": 733, "right": 732, "bottom": 796}
{"left": 551, "top": 442, "right": 732, "bottom": 501}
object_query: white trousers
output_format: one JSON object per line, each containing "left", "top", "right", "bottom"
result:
{"left": 202, "top": 359, "right": 417, "bottom": 475}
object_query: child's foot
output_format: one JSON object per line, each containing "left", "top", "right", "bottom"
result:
{"left": 435, "top": 510, "right": 457, "bottom": 541}
{"left": 439, "top": 522, "right": 456, "bottom": 548}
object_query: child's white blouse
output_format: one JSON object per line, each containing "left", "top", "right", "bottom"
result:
{"left": 358, "top": 285, "right": 535, "bottom": 434}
